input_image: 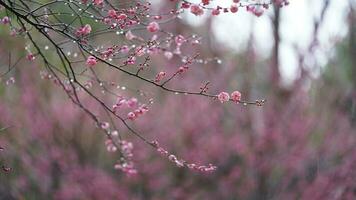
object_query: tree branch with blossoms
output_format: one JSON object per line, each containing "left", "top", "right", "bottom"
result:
{"left": 0, "top": 0, "right": 286, "bottom": 175}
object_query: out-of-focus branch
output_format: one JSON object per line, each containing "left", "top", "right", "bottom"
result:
{"left": 349, "top": 1, "right": 356, "bottom": 88}
{"left": 271, "top": 5, "right": 281, "bottom": 88}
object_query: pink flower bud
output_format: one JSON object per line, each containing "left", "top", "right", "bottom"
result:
{"left": 127, "top": 112, "right": 136, "bottom": 120}
{"left": 27, "top": 53, "right": 35, "bottom": 61}
{"left": 230, "top": 5, "right": 238, "bottom": 13}
{"left": 86, "top": 56, "right": 97, "bottom": 66}
{"left": 212, "top": 9, "right": 220, "bottom": 16}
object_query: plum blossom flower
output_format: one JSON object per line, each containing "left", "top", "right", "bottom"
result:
{"left": 76, "top": 24, "right": 91, "bottom": 37}
{"left": 230, "top": 4, "right": 238, "bottom": 13}
{"left": 212, "top": 8, "right": 220, "bottom": 16}
{"left": 100, "top": 122, "right": 110, "bottom": 130}
{"left": 218, "top": 92, "right": 230, "bottom": 103}
{"left": 127, "top": 112, "right": 136, "bottom": 120}
{"left": 86, "top": 56, "right": 97, "bottom": 66}
{"left": 126, "top": 98, "right": 138, "bottom": 108}
{"left": 1, "top": 16, "right": 10, "bottom": 24}
{"left": 105, "top": 140, "right": 117, "bottom": 152}
{"left": 190, "top": 4, "right": 204, "bottom": 16}
{"left": 27, "top": 53, "right": 35, "bottom": 61}
{"left": 147, "top": 21, "right": 160, "bottom": 33}
{"left": 154, "top": 71, "right": 166, "bottom": 83}
{"left": 175, "top": 35, "right": 186, "bottom": 46}
{"left": 164, "top": 51, "right": 173, "bottom": 60}
{"left": 202, "top": 0, "right": 210, "bottom": 6}
{"left": 93, "top": 0, "right": 103, "bottom": 6}
{"left": 125, "top": 30, "right": 136, "bottom": 40}
{"left": 117, "top": 13, "right": 127, "bottom": 20}
{"left": 231, "top": 91, "right": 242, "bottom": 103}
{"left": 107, "top": 9, "right": 117, "bottom": 18}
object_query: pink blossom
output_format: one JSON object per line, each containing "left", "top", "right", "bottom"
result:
{"left": 202, "top": 0, "right": 210, "bottom": 6}
{"left": 86, "top": 56, "right": 97, "bottom": 66}
{"left": 93, "top": 0, "right": 103, "bottom": 6}
{"left": 135, "top": 47, "right": 146, "bottom": 56}
{"left": 100, "top": 122, "right": 110, "bottom": 130}
{"left": 126, "top": 98, "right": 138, "bottom": 108}
{"left": 105, "top": 140, "right": 117, "bottom": 152}
{"left": 190, "top": 4, "right": 204, "bottom": 16}
{"left": 27, "top": 53, "right": 35, "bottom": 61}
{"left": 231, "top": 91, "right": 242, "bottom": 103}
{"left": 155, "top": 71, "right": 166, "bottom": 83}
{"left": 181, "top": 2, "right": 190, "bottom": 9}
{"left": 111, "top": 130, "right": 119, "bottom": 136}
{"left": 127, "top": 112, "right": 136, "bottom": 120}
{"left": 153, "top": 15, "right": 162, "bottom": 20}
{"left": 212, "top": 9, "right": 220, "bottom": 16}
{"left": 126, "top": 56, "right": 136, "bottom": 65}
{"left": 178, "top": 66, "right": 188, "bottom": 73}
{"left": 147, "top": 21, "right": 160, "bottom": 33}
{"left": 117, "top": 13, "right": 127, "bottom": 20}
{"left": 120, "top": 45, "right": 129, "bottom": 53}
{"left": 1, "top": 16, "right": 10, "bottom": 24}
{"left": 107, "top": 9, "right": 117, "bottom": 18}
{"left": 125, "top": 30, "right": 136, "bottom": 40}
{"left": 6, "top": 77, "right": 15, "bottom": 85}
{"left": 230, "top": 5, "right": 238, "bottom": 13}
{"left": 175, "top": 35, "right": 186, "bottom": 46}
{"left": 164, "top": 51, "right": 173, "bottom": 60}
{"left": 76, "top": 24, "right": 91, "bottom": 37}
{"left": 217, "top": 92, "right": 230, "bottom": 103}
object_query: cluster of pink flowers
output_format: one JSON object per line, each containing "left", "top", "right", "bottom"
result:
{"left": 3, "top": 0, "right": 281, "bottom": 177}
{"left": 105, "top": 139, "right": 117, "bottom": 152}
{"left": 113, "top": 97, "right": 137, "bottom": 109}
{"left": 107, "top": 9, "right": 127, "bottom": 21}
{"left": 127, "top": 104, "right": 149, "bottom": 120}
{"left": 217, "top": 90, "right": 242, "bottom": 103}
{"left": 112, "top": 96, "right": 149, "bottom": 120}
{"left": 151, "top": 140, "right": 217, "bottom": 172}
{"left": 99, "top": 45, "right": 133, "bottom": 60}
{"left": 75, "top": 24, "right": 91, "bottom": 37}
{"left": 179, "top": 0, "right": 289, "bottom": 17}
{"left": 114, "top": 140, "right": 136, "bottom": 175}
{"left": 100, "top": 2, "right": 151, "bottom": 30}
{"left": 98, "top": 122, "right": 136, "bottom": 175}
{"left": 246, "top": 5, "right": 264, "bottom": 17}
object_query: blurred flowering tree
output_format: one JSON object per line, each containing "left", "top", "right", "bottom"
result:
{"left": 0, "top": 0, "right": 281, "bottom": 173}
{"left": 0, "top": 0, "right": 355, "bottom": 200}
